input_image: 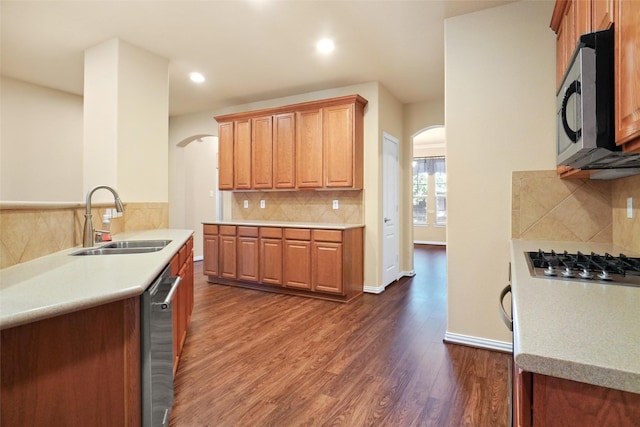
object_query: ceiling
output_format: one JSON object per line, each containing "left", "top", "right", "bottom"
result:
{"left": 1, "top": 0, "right": 515, "bottom": 117}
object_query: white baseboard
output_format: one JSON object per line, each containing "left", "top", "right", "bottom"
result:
{"left": 414, "top": 240, "right": 446, "bottom": 246}
{"left": 193, "top": 255, "right": 203, "bottom": 261}
{"left": 443, "top": 331, "right": 513, "bottom": 353}
{"left": 364, "top": 270, "right": 416, "bottom": 294}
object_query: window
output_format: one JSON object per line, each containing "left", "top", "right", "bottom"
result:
{"left": 413, "top": 157, "right": 446, "bottom": 225}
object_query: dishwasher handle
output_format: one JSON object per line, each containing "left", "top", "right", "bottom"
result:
{"left": 499, "top": 284, "right": 513, "bottom": 331}
{"left": 152, "top": 276, "right": 181, "bottom": 310}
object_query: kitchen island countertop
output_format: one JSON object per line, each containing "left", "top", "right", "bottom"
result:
{"left": 0, "top": 228, "right": 193, "bottom": 330}
{"left": 202, "top": 220, "right": 364, "bottom": 230}
{"left": 510, "top": 239, "right": 640, "bottom": 394}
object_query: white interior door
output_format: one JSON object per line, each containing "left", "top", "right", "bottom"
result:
{"left": 382, "top": 132, "right": 400, "bottom": 287}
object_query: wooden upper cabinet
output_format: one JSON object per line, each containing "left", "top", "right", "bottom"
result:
{"left": 252, "top": 115, "right": 273, "bottom": 189}
{"left": 234, "top": 119, "right": 252, "bottom": 189}
{"left": 552, "top": 0, "right": 591, "bottom": 89}
{"left": 296, "top": 108, "right": 324, "bottom": 188}
{"left": 615, "top": 0, "right": 640, "bottom": 151}
{"left": 273, "top": 113, "right": 296, "bottom": 189}
{"left": 215, "top": 94, "right": 367, "bottom": 190}
{"left": 218, "top": 121, "right": 234, "bottom": 190}
{"left": 324, "top": 103, "right": 354, "bottom": 188}
{"left": 592, "top": 0, "right": 613, "bottom": 30}
{"left": 575, "top": 0, "right": 591, "bottom": 42}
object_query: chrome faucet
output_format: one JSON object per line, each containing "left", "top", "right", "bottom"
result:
{"left": 83, "top": 185, "right": 125, "bottom": 247}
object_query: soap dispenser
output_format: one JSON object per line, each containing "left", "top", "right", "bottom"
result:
{"left": 101, "top": 213, "right": 112, "bottom": 242}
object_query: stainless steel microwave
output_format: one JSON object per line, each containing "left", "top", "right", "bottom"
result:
{"left": 556, "top": 28, "right": 640, "bottom": 179}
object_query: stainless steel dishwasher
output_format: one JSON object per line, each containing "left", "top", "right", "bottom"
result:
{"left": 141, "top": 265, "right": 181, "bottom": 427}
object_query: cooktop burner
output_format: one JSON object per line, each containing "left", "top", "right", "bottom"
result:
{"left": 525, "top": 250, "right": 640, "bottom": 288}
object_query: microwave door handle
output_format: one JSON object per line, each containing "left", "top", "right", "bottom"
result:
{"left": 561, "top": 80, "right": 582, "bottom": 143}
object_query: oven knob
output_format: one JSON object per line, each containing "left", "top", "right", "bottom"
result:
{"left": 579, "top": 268, "right": 593, "bottom": 279}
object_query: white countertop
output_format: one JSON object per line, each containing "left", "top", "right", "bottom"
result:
{"left": 0, "top": 229, "right": 193, "bottom": 330}
{"left": 202, "top": 220, "right": 364, "bottom": 230}
{"left": 510, "top": 239, "right": 640, "bottom": 393}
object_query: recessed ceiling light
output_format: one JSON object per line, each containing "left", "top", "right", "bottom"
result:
{"left": 189, "top": 72, "right": 205, "bottom": 83}
{"left": 316, "top": 38, "right": 335, "bottom": 54}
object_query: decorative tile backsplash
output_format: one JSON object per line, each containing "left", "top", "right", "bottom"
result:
{"left": 231, "top": 190, "right": 363, "bottom": 224}
{"left": 612, "top": 174, "right": 640, "bottom": 253}
{"left": 0, "top": 202, "right": 168, "bottom": 269}
{"left": 512, "top": 170, "right": 613, "bottom": 243}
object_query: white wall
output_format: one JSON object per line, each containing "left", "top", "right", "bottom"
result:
{"left": 445, "top": 0, "right": 556, "bottom": 345}
{"left": 84, "top": 38, "right": 169, "bottom": 203}
{"left": 0, "top": 77, "right": 83, "bottom": 201}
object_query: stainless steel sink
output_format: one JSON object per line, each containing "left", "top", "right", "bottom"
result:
{"left": 72, "top": 247, "right": 164, "bottom": 256}
{"left": 71, "top": 240, "right": 171, "bottom": 256}
{"left": 102, "top": 240, "right": 172, "bottom": 249}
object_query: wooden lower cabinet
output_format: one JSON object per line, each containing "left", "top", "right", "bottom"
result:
{"left": 171, "top": 236, "right": 195, "bottom": 374}
{"left": 283, "top": 239, "right": 312, "bottom": 290}
{"left": 1, "top": 298, "right": 141, "bottom": 426}
{"left": 238, "top": 236, "right": 259, "bottom": 282}
{"left": 203, "top": 234, "right": 219, "bottom": 276}
{"left": 514, "top": 365, "right": 640, "bottom": 427}
{"left": 260, "top": 238, "right": 283, "bottom": 285}
{"left": 220, "top": 235, "right": 237, "bottom": 279}
{"left": 204, "top": 224, "right": 363, "bottom": 302}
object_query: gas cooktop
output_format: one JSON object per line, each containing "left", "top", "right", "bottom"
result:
{"left": 525, "top": 250, "right": 640, "bottom": 288}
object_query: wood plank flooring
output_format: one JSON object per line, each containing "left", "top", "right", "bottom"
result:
{"left": 170, "top": 245, "right": 510, "bottom": 426}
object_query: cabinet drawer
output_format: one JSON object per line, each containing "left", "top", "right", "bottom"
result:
{"left": 203, "top": 224, "right": 218, "bottom": 235}
{"left": 220, "top": 225, "right": 237, "bottom": 236}
{"left": 284, "top": 228, "right": 311, "bottom": 240}
{"left": 312, "top": 229, "right": 342, "bottom": 243}
{"left": 260, "top": 227, "right": 283, "bottom": 239}
{"left": 179, "top": 244, "right": 187, "bottom": 267}
{"left": 238, "top": 226, "right": 259, "bottom": 237}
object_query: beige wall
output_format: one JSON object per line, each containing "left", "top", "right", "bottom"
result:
{"left": 445, "top": 0, "right": 556, "bottom": 344}
{"left": 1, "top": 77, "right": 83, "bottom": 201}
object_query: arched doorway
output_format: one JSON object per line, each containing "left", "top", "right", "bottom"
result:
{"left": 173, "top": 135, "right": 219, "bottom": 260}
{"left": 412, "top": 125, "right": 446, "bottom": 245}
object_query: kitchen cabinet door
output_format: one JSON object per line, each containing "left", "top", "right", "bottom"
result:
{"left": 220, "top": 235, "right": 237, "bottom": 279}
{"left": 614, "top": 0, "right": 640, "bottom": 151}
{"left": 218, "top": 121, "right": 234, "bottom": 190}
{"left": 237, "top": 236, "right": 259, "bottom": 282}
{"left": 203, "top": 233, "right": 219, "bottom": 277}
{"left": 555, "top": 0, "right": 576, "bottom": 89}
{"left": 575, "top": 0, "right": 591, "bottom": 42}
{"left": 234, "top": 119, "right": 251, "bottom": 189}
{"left": 273, "top": 112, "right": 296, "bottom": 188}
{"left": 592, "top": 0, "right": 613, "bottom": 30}
{"left": 311, "top": 241, "right": 343, "bottom": 294}
{"left": 283, "top": 240, "right": 311, "bottom": 290}
{"left": 260, "top": 238, "right": 283, "bottom": 286}
{"left": 323, "top": 103, "right": 354, "bottom": 188}
{"left": 252, "top": 115, "right": 273, "bottom": 189}
{"left": 296, "top": 109, "right": 323, "bottom": 188}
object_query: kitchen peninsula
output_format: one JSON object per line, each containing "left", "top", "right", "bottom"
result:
{"left": 0, "top": 229, "right": 194, "bottom": 426}
{"left": 203, "top": 221, "right": 364, "bottom": 302}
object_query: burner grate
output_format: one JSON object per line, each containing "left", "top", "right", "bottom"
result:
{"left": 525, "top": 250, "right": 640, "bottom": 287}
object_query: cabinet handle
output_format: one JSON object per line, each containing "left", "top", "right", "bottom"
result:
{"left": 499, "top": 284, "right": 512, "bottom": 331}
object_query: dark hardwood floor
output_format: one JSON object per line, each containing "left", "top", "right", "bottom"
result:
{"left": 170, "top": 245, "right": 510, "bottom": 426}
